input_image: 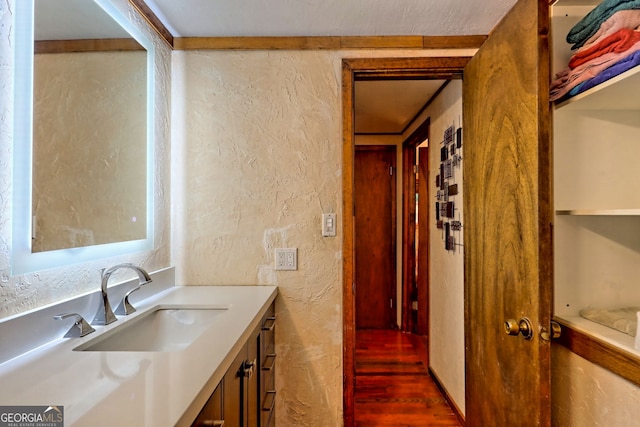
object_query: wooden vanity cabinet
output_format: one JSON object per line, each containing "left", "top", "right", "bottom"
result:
{"left": 192, "top": 301, "right": 276, "bottom": 427}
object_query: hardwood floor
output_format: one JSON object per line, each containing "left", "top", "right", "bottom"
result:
{"left": 355, "top": 329, "right": 462, "bottom": 427}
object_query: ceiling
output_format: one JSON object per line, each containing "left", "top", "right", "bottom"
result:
{"left": 35, "top": 0, "right": 132, "bottom": 40}
{"left": 140, "top": 0, "right": 516, "bottom": 134}
{"left": 143, "top": 0, "right": 516, "bottom": 38}
{"left": 354, "top": 80, "right": 446, "bottom": 134}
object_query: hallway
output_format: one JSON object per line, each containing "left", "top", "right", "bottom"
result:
{"left": 355, "top": 329, "right": 462, "bottom": 427}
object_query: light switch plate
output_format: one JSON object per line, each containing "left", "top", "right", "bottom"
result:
{"left": 322, "top": 213, "right": 337, "bottom": 237}
{"left": 275, "top": 248, "right": 297, "bottom": 270}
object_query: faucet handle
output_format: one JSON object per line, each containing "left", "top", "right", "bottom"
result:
{"left": 54, "top": 313, "right": 95, "bottom": 338}
{"left": 115, "top": 286, "right": 142, "bottom": 315}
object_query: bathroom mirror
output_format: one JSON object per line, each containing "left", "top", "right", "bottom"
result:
{"left": 12, "top": 0, "right": 154, "bottom": 274}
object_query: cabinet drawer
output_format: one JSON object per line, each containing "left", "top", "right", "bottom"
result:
{"left": 261, "top": 364, "right": 275, "bottom": 396}
{"left": 261, "top": 353, "right": 276, "bottom": 372}
{"left": 261, "top": 312, "right": 275, "bottom": 354}
{"left": 261, "top": 390, "right": 276, "bottom": 427}
{"left": 260, "top": 307, "right": 275, "bottom": 365}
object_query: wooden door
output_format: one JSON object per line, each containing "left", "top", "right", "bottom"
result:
{"left": 355, "top": 146, "right": 396, "bottom": 329}
{"left": 462, "top": 0, "right": 552, "bottom": 425}
{"left": 416, "top": 146, "right": 429, "bottom": 336}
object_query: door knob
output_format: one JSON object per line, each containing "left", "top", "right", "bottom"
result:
{"left": 540, "top": 320, "right": 562, "bottom": 341}
{"left": 504, "top": 317, "right": 534, "bottom": 340}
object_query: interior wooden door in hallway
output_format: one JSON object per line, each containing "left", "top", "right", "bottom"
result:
{"left": 355, "top": 146, "right": 396, "bottom": 329}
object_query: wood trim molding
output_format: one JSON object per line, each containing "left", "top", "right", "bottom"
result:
{"left": 403, "top": 113, "right": 432, "bottom": 148}
{"left": 429, "top": 367, "right": 466, "bottom": 426}
{"left": 348, "top": 56, "right": 471, "bottom": 80}
{"left": 401, "top": 117, "right": 431, "bottom": 336}
{"left": 174, "top": 35, "right": 486, "bottom": 51}
{"left": 32, "top": 35, "right": 484, "bottom": 55}
{"left": 554, "top": 319, "right": 640, "bottom": 387}
{"left": 35, "top": 38, "right": 144, "bottom": 54}
{"left": 129, "top": 0, "right": 174, "bottom": 48}
{"left": 423, "top": 35, "right": 487, "bottom": 49}
{"left": 342, "top": 59, "right": 357, "bottom": 427}
{"left": 401, "top": 145, "right": 416, "bottom": 332}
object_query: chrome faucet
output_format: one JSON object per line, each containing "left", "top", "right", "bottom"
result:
{"left": 92, "top": 263, "right": 152, "bottom": 325}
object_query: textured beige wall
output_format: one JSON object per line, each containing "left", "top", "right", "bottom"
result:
{"left": 171, "top": 49, "right": 475, "bottom": 426}
{"left": 406, "top": 80, "right": 466, "bottom": 415}
{"left": 552, "top": 344, "right": 640, "bottom": 425}
{"left": 0, "top": 0, "right": 171, "bottom": 319}
{"left": 33, "top": 51, "right": 147, "bottom": 252}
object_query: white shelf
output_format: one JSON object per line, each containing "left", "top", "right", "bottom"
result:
{"left": 552, "top": 0, "right": 600, "bottom": 6}
{"left": 555, "top": 315, "right": 640, "bottom": 359}
{"left": 556, "top": 209, "right": 640, "bottom": 216}
{"left": 555, "top": 65, "right": 640, "bottom": 111}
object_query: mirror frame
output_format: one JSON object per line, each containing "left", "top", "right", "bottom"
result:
{"left": 12, "top": 0, "right": 155, "bottom": 275}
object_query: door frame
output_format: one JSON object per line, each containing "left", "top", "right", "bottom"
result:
{"left": 342, "top": 56, "right": 470, "bottom": 426}
{"left": 401, "top": 117, "right": 432, "bottom": 334}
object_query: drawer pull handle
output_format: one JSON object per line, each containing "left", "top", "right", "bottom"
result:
{"left": 262, "top": 390, "right": 276, "bottom": 412}
{"left": 242, "top": 359, "right": 256, "bottom": 379}
{"left": 262, "top": 316, "right": 276, "bottom": 331}
{"left": 198, "top": 421, "right": 224, "bottom": 426}
{"left": 262, "top": 354, "right": 276, "bottom": 371}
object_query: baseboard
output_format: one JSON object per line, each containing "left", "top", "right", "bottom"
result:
{"left": 428, "top": 366, "right": 466, "bottom": 427}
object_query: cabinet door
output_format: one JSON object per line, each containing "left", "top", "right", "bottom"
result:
{"left": 462, "top": 0, "right": 552, "bottom": 425}
{"left": 224, "top": 345, "right": 248, "bottom": 427}
{"left": 247, "top": 326, "right": 260, "bottom": 427}
{"left": 192, "top": 382, "right": 223, "bottom": 427}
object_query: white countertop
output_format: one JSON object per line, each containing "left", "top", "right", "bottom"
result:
{"left": 0, "top": 285, "right": 278, "bottom": 427}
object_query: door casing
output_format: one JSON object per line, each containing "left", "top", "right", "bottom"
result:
{"left": 401, "top": 117, "right": 432, "bottom": 334}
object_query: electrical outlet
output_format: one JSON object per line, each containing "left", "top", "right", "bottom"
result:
{"left": 275, "top": 248, "right": 297, "bottom": 270}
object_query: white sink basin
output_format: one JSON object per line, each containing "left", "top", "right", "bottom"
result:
{"left": 74, "top": 305, "right": 229, "bottom": 352}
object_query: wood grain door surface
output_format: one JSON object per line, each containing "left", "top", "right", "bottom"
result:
{"left": 355, "top": 146, "right": 396, "bottom": 329}
{"left": 462, "top": 0, "right": 552, "bottom": 425}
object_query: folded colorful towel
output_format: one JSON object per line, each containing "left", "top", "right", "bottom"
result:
{"left": 567, "top": 0, "right": 640, "bottom": 49}
{"left": 569, "top": 28, "right": 640, "bottom": 68}
{"left": 580, "top": 9, "right": 640, "bottom": 50}
{"left": 569, "top": 48, "right": 640, "bottom": 96}
{"left": 580, "top": 307, "right": 640, "bottom": 337}
{"left": 550, "top": 38, "right": 640, "bottom": 100}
